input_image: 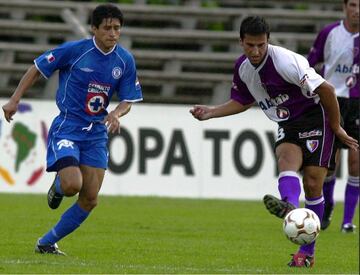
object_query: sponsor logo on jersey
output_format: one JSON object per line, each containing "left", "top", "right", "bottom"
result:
{"left": 306, "top": 140, "right": 319, "bottom": 153}
{"left": 45, "top": 52, "right": 55, "bottom": 63}
{"left": 335, "top": 64, "right": 353, "bottom": 74}
{"left": 259, "top": 94, "right": 289, "bottom": 111}
{"left": 88, "top": 82, "right": 110, "bottom": 96}
{"left": 276, "top": 107, "right": 290, "bottom": 120}
{"left": 57, "top": 139, "right": 74, "bottom": 150}
{"left": 299, "top": 130, "right": 322, "bottom": 139}
{"left": 112, "top": 67, "right": 122, "bottom": 79}
{"left": 352, "top": 64, "right": 359, "bottom": 74}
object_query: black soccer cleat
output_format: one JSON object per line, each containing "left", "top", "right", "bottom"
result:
{"left": 47, "top": 177, "right": 63, "bottom": 209}
{"left": 321, "top": 203, "right": 334, "bottom": 230}
{"left": 341, "top": 223, "right": 356, "bottom": 233}
{"left": 35, "top": 239, "right": 66, "bottom": 256}
{"left": 263, "top": 194, "right": 296, "bottom": 219}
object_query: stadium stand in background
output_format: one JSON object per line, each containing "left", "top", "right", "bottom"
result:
{"left": 0, "top": 0, "right": 342, "bottom": 104}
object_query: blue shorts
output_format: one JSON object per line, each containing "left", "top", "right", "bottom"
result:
{"left": 46, "top": 137, "right": 108, "bottom": 172}
{"left": 46, "top": 114, "right": 109, "bottom": 172}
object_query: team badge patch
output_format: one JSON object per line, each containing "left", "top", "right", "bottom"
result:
{"left": 85, "top": 93, "right": 107, "bottom": 115}
{"left": 112, "top": 67, "right": 122, "bottom": 79}
{"left": 306, "top": 140, "right": 319, "bottom": 153}
{"left": 345, "top": 75, "right": 357, "bottom": 88}
{"left": 276, "top": 107, "right": 290, "bottom": 120}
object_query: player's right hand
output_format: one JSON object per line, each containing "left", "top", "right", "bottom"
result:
{"left": 2, "top": 100, "right": 18, "bottom": 123}
{"left": 190, "top": 105, "right": 213, "bottom": 121}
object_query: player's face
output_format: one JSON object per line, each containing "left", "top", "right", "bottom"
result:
{"left": 344, "top": 0, "right": 359, "bottom": 29}
{"left": 92, "top": 18, "right": 121, "bottom": 52}
{"left": 240, "top": 33, "right": 268, "bottom": 66}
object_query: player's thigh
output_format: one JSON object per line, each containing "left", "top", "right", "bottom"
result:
{"left": 275, "top": 142, "right": 303, "bottom": 172}
{"left": 302, "top": 166, "right": 327, "bottom": 197}
{"left": 58, "top": 166, "right": 83, "bottom": 192}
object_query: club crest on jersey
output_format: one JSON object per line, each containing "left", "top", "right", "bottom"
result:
{"left": 306, "top": 140, "right": 319, "bottom": 153}
{"left": 86, "top": 94, "right": 107, "bottom": 115}
{"left": 276, "top": 107, "right": 290, "bottom": 120}
{"left": 112, "top": 67, "right": 122, "bottom": 79}
{"left": 45, "top": 52, "right": 55, "bottom": 63}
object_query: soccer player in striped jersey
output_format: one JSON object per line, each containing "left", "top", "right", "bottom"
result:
{"left": 190, "top": 16, "right": 358, "bottom": 268}
{"left": 308, "top": 0, "right": 359, "bottom": 233}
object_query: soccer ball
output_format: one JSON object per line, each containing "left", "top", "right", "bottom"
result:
{"left": 283, "top": 208, "right": 320, "bottom": 245}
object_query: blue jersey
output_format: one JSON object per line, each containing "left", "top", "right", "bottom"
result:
{"left": 34, "top": 37, "right": 143, "bottom": 140}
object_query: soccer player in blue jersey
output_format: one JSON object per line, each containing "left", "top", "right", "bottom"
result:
{"left": 2, "top": 4, "right": 143, "bottom": 255}
{"left": 190, "top": 16, "right": 358, "bottom": 267}
{"left": 308, "top": 0, "right": 359, "bottom": 233}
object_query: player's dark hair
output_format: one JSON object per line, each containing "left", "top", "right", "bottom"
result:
{"left": 240, "top": 16, "right": 270, "bottom": 40}
{"left": 344, "top": 0, "right": 349, "bottom": 4}
{"left": 91, "top": 4, "right": 124, "bottom": 28}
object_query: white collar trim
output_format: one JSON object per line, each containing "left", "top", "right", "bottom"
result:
{"left": 92, "top": 37, "right": 116, "bottom": 55}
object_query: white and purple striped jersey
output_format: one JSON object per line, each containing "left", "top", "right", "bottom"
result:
{"left": 308, "top": 20, "right": 359, "bottom": 98}
{"left": 231, "top": 44, "right": 325, "bottom": 124}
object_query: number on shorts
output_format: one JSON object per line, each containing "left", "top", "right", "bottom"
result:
{"left": 276, "top": 127, "right": 285, "bottom": 141}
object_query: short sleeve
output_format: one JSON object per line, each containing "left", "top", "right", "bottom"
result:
{"left": 34, "top": 41, "right": 74, "bottom": 79}
{"left": 230, "top": 57, "right": 255, "bottom": 105}
{"left": 276, "top": 50, "right": 325, "bottom": 93}
{"left": 117, "top": 54, "right": 143, "bottom": 102}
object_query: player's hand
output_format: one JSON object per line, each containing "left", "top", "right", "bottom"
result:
{"left": 103, "top": 111, "right": 120, "bottom": 134}
{"left": 190, "top": 105, "right": 213, "bottom": 121}
{"left": 334, "top": 127, "right": 359, "bottom": 151}
{"left": 2, "top": 100, "right": 18, "bottom": 123}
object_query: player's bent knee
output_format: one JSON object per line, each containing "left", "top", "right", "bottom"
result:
{"left": 61, "top": 178, "right": 82, "bottom": 196}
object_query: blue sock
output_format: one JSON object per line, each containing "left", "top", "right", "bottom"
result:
{"left": 39, "top": 203, "right": 89, "bottom": 245}
{"left": 54, "top": 175, "right": 63, "bottom": 195}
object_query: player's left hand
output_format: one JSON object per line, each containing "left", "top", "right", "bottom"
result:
{"left": 103, "top": 111, "right": 120, "bottom": 134}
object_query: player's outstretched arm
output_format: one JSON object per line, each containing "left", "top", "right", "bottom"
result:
{"left": 2, "top": 65, "right": 41, "bottom": 123}
{"left": 190, "top": 99, "right": 252, "bottom": 121}
{"left": 103, "top": 101, "right": 132, "bottom": 134}
{"left": 315, "top": 81, "right": 359, "bottom": 151}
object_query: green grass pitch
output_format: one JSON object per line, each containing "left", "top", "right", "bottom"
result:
{"left": 0, "top": 193, "right": 358, "bottom": 274}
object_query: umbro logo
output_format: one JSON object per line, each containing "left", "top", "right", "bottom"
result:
{"left": 80, "top": 67, "right": 94, "bottom": 72}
